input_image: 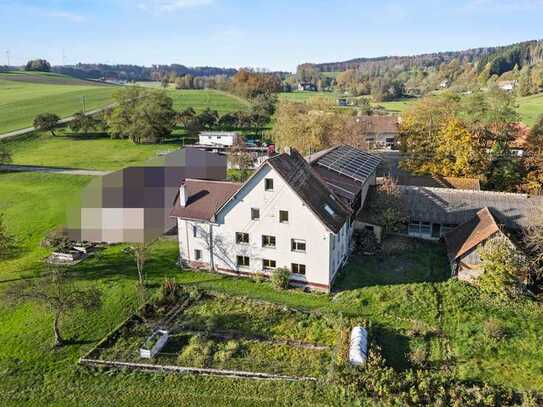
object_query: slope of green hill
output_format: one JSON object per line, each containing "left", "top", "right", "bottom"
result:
{"left": 0, "top": 72, "right": 116, "bottom": 133}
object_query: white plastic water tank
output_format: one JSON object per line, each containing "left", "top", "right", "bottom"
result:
{"left": 349, "top": 326, "right": 368, "bottom": 366}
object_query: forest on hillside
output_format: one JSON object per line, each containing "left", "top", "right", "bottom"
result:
{"left": 296, "top": 40, "right": 543, "bottom": 101}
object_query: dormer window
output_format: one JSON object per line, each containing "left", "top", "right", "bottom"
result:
{"left": 324, "top": 204, "right": 335, "bottom": 216}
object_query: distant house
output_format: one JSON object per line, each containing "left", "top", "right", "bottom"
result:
{"left": 199, "top": 131, "right": 241, "bottom": 147}
{"left": 355, "top": 115, "right": 400, "bottom": 150}
{"left": 67, "top": 148, "right": 226, "bottom": 244}
{"left": 297, "top": 82, "right": 317, "bottom": 91}
{"left": 170, "top": 145, "right": 381, "bottom": 291}
{"left": 497, "top": 80, "right": 517, "bottom": 92}
{"left": 443, "top": 207, "right": 510, "bottom": 281}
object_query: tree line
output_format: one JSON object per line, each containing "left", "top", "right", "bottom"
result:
{"left": 295, "top": 39, "right": 543, "bottom": 100}
{"left": 31, "top": 82, "right": 277, "bottom": 144}
{"left": 400, "top": 86, "right": 543, "bottom": 194}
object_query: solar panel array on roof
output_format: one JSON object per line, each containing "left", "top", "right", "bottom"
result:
{"left": 316, "top": 145, "right": 382, "bottom": 183}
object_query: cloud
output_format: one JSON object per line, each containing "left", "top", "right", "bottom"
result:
{"left": 45, "top": 10, "right": 86, "bottom": 23}
{"left": 137, "top": 0, "right": 214, "bottom": 12}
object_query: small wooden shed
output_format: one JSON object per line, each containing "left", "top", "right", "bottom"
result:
{"left": 443, "top": 207, "right": 507, "bottom": 281}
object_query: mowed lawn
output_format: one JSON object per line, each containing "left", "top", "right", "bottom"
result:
{"left": 0, "top": 173, "right": 542, "bottom": 404}
{"left": 167, "top": 88, "right": 251, "bottom": 114}
{"left": 0, "top": 72, "right": 117, "bottom": 133}
{"left": 518, "top": 93, "right": 543, "bottom": 126}
{"left": 3, "top": 88, "right": 252, "bottom": 170}
{"left": 4, "top": 133, "right": 175, "bottom": 171}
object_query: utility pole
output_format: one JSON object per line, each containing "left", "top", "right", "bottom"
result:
{"left": 61, "top": 49, "right": 66, "bottom": 66}
{"left": 5, "top": 50, "right": 10, "bottom": 67}
{"left": 82, "top": 96, "right": 86, "bottom": 113}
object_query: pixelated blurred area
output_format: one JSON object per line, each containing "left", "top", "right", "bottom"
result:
{"left": 66, "top": 148, "right": 226, "bottom": 243}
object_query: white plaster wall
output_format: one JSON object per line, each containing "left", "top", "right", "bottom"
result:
{"left": 177, "top": 164, "right": 340, "bottom": 287}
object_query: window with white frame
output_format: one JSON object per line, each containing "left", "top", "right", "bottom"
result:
{"left": 236, "top": 232, "right": 249, "bottom": 244}
{"left": 291, "top": 263, "right": 306, "bottom": 275}
{"left": 262, "top": 235, "right": 276, "bottom": 248}
{"left": 194, "top": 249, "right": 202, "bottom": 260}
{"left": 237, "top": 255, "right": 250, "bottom": 267}
{"left": 279, "top": 210, "right": 289, "bottom": 223}
{"left": 192, "top": 225, "right": 197, "bottom": 237}
{"left": 265, "top": 178, "right": 274, "bottom": 191}
{"left": 251, "top": 208, "right": 260, "bottom": 221}
{"left": 262, "top": 259, "right": 276, "bottom": 270}
{"left": 291, "top": 239, "right": 306, "bottom": 252}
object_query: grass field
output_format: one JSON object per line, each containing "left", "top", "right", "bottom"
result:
{"left": 0, "top": 172, "right": 542, "bottom": 404}
{"left": 0, "top": 72, "right": 117, "bottom": 134}
{"left": 4, "top": 133, "right": 176, "bottom": 171}
{"left": 167, "top": 89, "right": 251, "bottom": 114}
{"left": 518, "top": 93, "right": 543, "bottom": 126}
{"left": 278, "top": 91, "right": 416, "bottom": 113}
{"left": 2, "top": 86, "right": 252, "bottom": 170}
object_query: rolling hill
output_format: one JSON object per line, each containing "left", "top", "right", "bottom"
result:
{"left": 0, "top": 71, "right": 117, "bottom": 134}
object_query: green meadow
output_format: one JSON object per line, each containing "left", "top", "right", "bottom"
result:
{"left": 0, "top": 170, "right": 542, "bottom": 404}
{"left": 0, "top": 72, "right": 117, "bottom": 134}
{"left": 0, "top": 76, "right": 542, "bottom": 404}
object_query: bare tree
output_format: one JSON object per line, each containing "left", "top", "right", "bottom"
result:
{"left": 228, "top": 138, "right": 253, "bottom": 181}
{"left": 126, "top": 240, "right": 156, "bottom": 289}
{"left": 4, "top": 267, "right": 102, "bottom": 347}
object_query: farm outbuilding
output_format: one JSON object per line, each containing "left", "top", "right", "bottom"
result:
{"left": 443, "top": 207, "right": 510, "bottom": 281}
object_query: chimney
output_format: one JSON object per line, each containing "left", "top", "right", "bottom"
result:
{"left": 179, "top": 183, "right": 187, "bottom": 207}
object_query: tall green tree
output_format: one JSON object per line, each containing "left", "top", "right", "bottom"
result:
{"left": 69, "top": 112, "right": 100, "bottom": 136}
{"left": 25, "top": 59, "right": 51, "bottom": 72}
{"left": 107, "top": 87, "right": 175, "bottom": 143}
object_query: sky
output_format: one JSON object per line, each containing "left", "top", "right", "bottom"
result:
{"left": 1, "top": 0, "right": 543, "bottom": 72}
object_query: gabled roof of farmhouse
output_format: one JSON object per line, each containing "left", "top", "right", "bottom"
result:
{"left": 400, "top": 186, "right": 543, "bottom": 229}
{"left": 265, "top": 148, "right": 352, "bottom": 234}
{"left": 170, "top": 179, "right": 241, "bottom": 222}
{"left": 355, "top": 115, "right": 399, "bottom": 134}
{"left": 397, "top": 175, "right": 481, "bottom": 191}
{"left": 443, "top": 207, "right": 502, "bottom": 261}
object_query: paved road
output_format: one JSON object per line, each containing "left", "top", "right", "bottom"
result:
{"left": 0, "top": 164, "right": 108, "bottom": 176}
{"left": 0, "top": 104, "right": 115, "bottom": 141}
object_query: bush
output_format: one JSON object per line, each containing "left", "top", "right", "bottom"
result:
{"left": 353, "top": 229, "right": 380, "bottom": 254}
{"left": 484, "top": 318, "right": 507, "bottom": 340}
{"left": 33, "top": 113, "right": 60, "bottom": 136}
{"left": 328, "top": 344, "right": 519, "bottom": 405}
{"left": 271, "top": 267, "right": 291, "bottom": 290}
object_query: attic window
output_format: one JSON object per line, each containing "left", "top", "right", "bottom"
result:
{"left": 324, "top": 204, "right": 335, "bottom": 216}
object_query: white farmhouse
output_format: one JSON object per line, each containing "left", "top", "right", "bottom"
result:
{"left": 170, "top": 147, "right": 380, "bottom": 291}
{"left": 199, "top": 131, "right": 240, "bottom": 147}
